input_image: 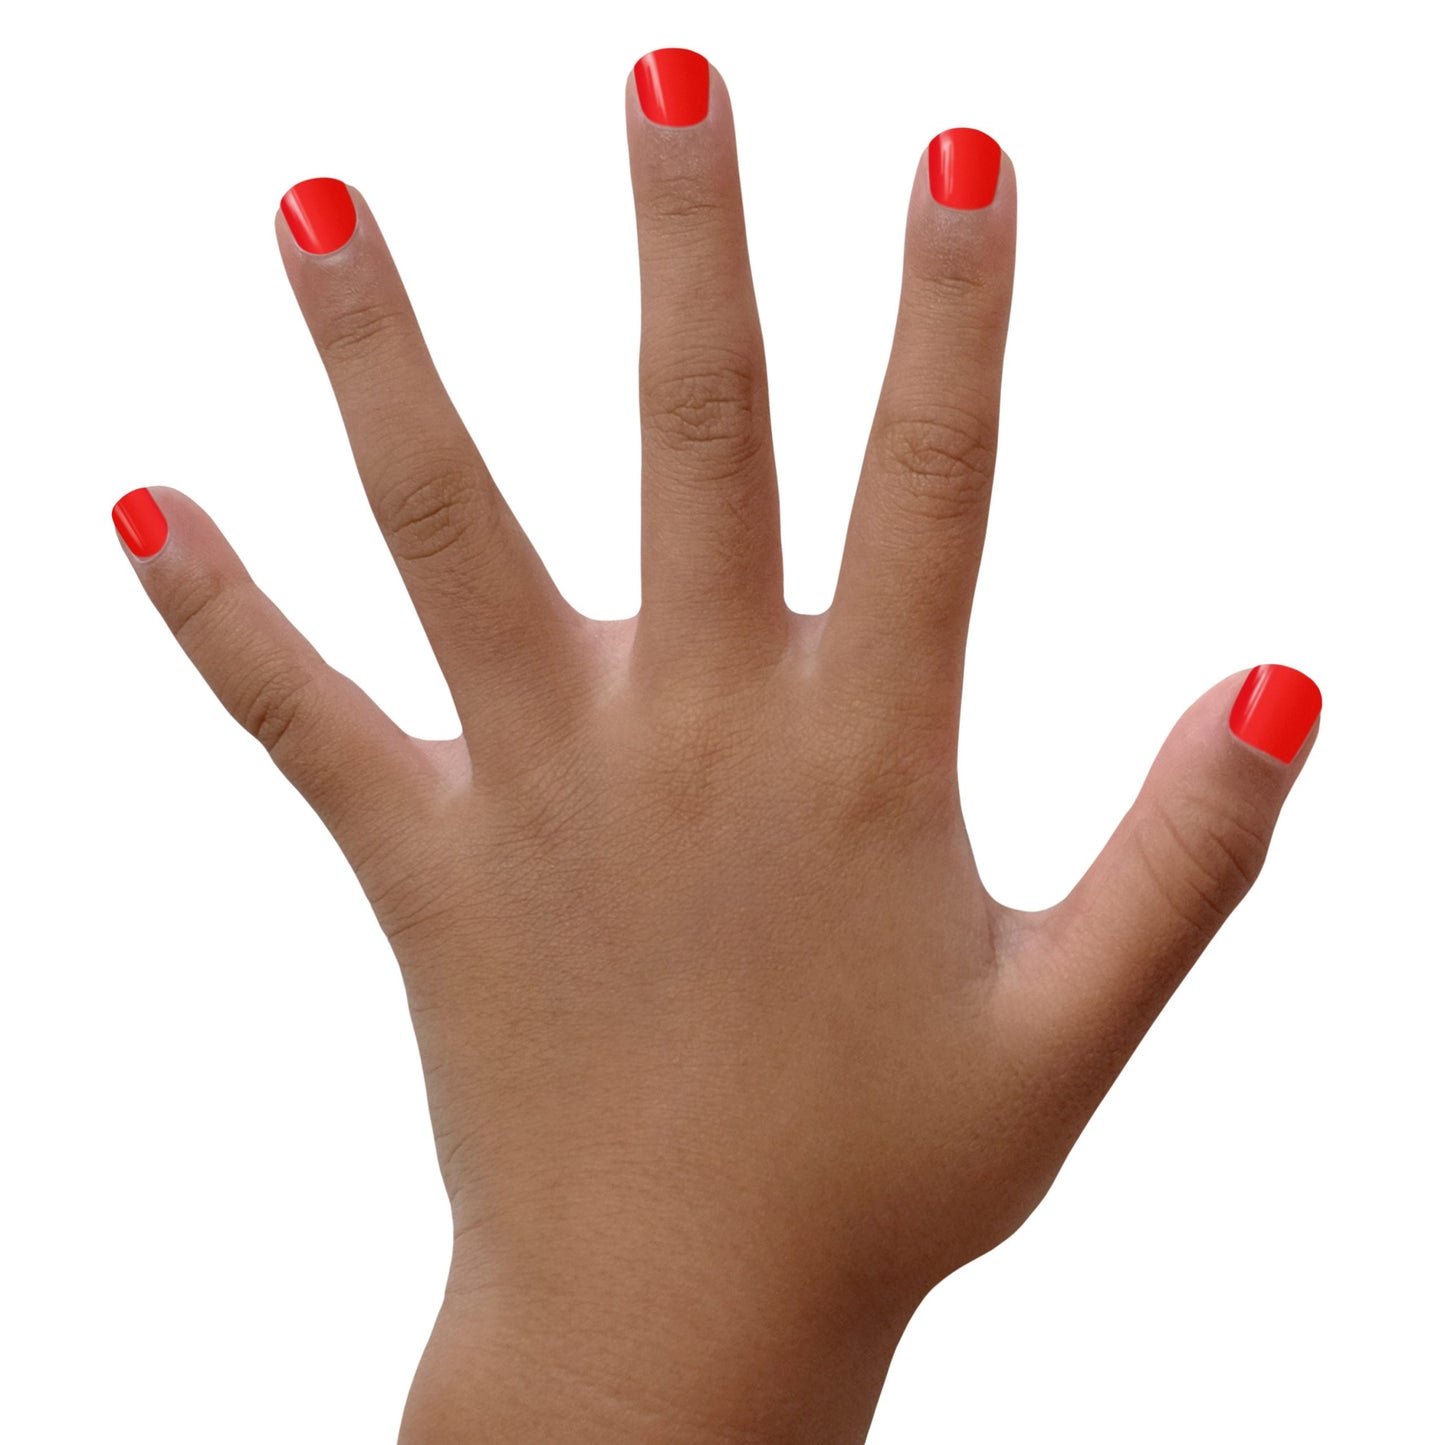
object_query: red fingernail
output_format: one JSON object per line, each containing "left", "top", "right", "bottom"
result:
{"left": 928, "top": 128, "right": 1002, "bottom": 210}
{"left": 1229, "top": 664, "right": 1322, "bottom": 764}
{"left": 280, "top": 177, "right": 357, "bottom": 254}
{"left": 113, "top": 487, "right": 169, "bottom": 559}
{"left": 634, "top": 48, "right": 711, "bottom": 126}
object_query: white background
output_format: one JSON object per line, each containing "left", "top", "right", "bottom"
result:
{"left": 3, "top": 1, "right": 1439, "bottom": 1439}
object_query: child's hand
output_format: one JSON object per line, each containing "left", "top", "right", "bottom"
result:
{"left": 112, "top": 49, "right": 1320, "bottom": 1445}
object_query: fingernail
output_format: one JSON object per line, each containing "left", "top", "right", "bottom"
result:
{"left": 634, "top": 48, "right": 711, "bottom": 126}
{"left": 113, "top": 487, "right": 169, "bottom": 559}
{"left": 928, "top": 128, "right": 1002, "bottom": 210}
{"left": 1229, "top": 664, "right": 1322, "bottom": 764}
{"left": 280, "top": 177, "right": 357, "bottom": 254}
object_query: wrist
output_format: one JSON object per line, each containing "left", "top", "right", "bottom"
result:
{"left": 399, "top": 1247, "right": 918, "bottom": 1444}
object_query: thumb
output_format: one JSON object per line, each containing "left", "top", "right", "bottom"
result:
{"left": 1002, "top": 664, "right": 1322, "bottom": 1078}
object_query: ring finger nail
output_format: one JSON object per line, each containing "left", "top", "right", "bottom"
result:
{"left": 634, "top": 48, "right": 711, "bottom": 126}
{"left": 928, "top": 128, "right": 1002, "bottom": 210}
{"left": 280, "top": 177, "right": 357, "bottom": 254}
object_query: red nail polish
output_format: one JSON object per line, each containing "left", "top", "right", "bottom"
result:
{"left": 280, "top": 177, "right": 357, "bottom": 254}
{"left": 634, "top": 48, "right": 711, "bottom": 126}
{"left": 1229, "top": 664, "right": 1322, "bottom": 764}
{"left": 113, "top": 487, "right": 168, "bottom": 559}
{"left": 928, "top": 128, "right": 1002, "bottom": 210}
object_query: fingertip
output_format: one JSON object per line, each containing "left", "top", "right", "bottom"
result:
{"left": 997, "top": 144, "right": 1018, "bottom": 204}
{"left": 904, "top": 128, "right": 1017, "bottom": 289}
{"left": 1228, "top": 663, "right": 1323, "bottom": 766}
{"left": 278, "top": 176, "right": 358, "bottom": 256}
{"left": 631, "top": 48, "right": 713, "bottom": 127}
{"left": 112, "top": 486, "right": 170, "bottom": 561}
{"left": 927, "top": 127, "right": 1003, "bottom": 211}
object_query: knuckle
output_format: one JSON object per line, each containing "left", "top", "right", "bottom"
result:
{"left": 168, "top": 570, "right": 234, "bottom": 649}
{"left": 644, "top": 171, "right": 729, "bottom": 229}
{"left": 796, "top": 692, "right": 956, "bottom": 840}
{"left": 316, "top": 298, "right": 409, "bottom": 374}
{"left": 641, "top": 351, "right": 761, "bottom": 458}
{"left": 608, "top": 689, "right": 764, "bottom": 841}
{"left": 235, "top": 663, "right": 317, "bottom": 758}
{"left": 873, "top": 401, "right": 997, "bottom": 523}
{"left": 910, "top": 243, "right": 1012, "bottom": 330}
{"left": 379, "top": 446, "right": 490, "bottom": 567}
{"left": 1143, "top": 794, "right": 1272, "bottom": 939}
{"left": 918, "top": 266, "right": 1001, "bottom": 312}
{"left": 642, "top": 701, "right": 740, "bottom": 819}
{"left": 818, "top": 754, "right": 948, "bottom": 844}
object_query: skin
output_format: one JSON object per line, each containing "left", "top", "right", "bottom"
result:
{"left": 118, "top": 62, "right": 1316, "bottom": 1444}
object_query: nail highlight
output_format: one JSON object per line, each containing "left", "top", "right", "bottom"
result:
{"left": 634, "top": 49, "right": 711, "bottom": 126}
{"left": 113, "top": 487, "right": 169, "bottom": 559}
{"left": 280, "top": 178, "right": 357, "bottom": 254}
{"left": 928, "top": 128, "right": 1002, "bottom": 210}
{"left": 1229, "top": 664, "right": 1322, "bottom": 764}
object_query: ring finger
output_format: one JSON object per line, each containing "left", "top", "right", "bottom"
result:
{"left": 275, "top": 179, "right": 587, "bottom": 779}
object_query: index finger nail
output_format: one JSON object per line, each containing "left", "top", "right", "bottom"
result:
{"left": 928, "top": 128, "right": 1002, "bottom": 210}
{"left": 280, "top": 177, "right": 357, "bottom": 254}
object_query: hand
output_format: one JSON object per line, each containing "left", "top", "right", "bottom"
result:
{"left": 112, "top": 48, "right": 1320, "bottom": 1445}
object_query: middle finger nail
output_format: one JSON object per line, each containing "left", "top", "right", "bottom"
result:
{"left": 634, "top": 48, "right": 711, "bottom": 127}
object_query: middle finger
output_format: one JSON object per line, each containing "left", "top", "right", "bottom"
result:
{"left": 626, "top": 49, "right": 788, "bottom": 684}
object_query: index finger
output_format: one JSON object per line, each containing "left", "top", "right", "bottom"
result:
{"left": 821, "top": 132, "right": 1017, "bottom": 772}
{"left": 275, "top": 178, "right": 589, "bottom": 781}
